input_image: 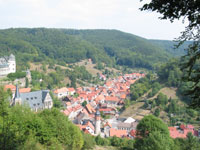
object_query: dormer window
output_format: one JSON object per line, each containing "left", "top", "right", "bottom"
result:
{"left": 31, "top": 97, "right": 33, "bottom": 100}
{"left": 26, "top": 98, "right": 29, "bottom": 100}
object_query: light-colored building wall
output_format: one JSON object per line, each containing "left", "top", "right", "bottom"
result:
{"left": 0, "top": 54, "right": 16, "bottom": 76}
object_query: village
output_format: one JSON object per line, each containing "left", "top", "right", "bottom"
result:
{"left": 1, "top": 54, "right": 200, "bottom": 139}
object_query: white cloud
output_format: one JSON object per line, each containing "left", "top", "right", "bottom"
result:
{"left": 0, "top": 0, "right": 186, "bottom": 40}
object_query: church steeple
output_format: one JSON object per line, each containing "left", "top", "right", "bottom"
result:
{"left": 13, "top": 85, "right": 22, "bottom": 105}
{"left": 95, "top": 105, "right": 101, "bottom": 135}
{"left": 15, "top": 84, "right": 20, "bottom": 98}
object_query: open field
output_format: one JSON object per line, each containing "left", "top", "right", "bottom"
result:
{"left": 148, "top": 87, "right": 178, "bottom": 100}
{"left": 119, "top": 102, "right": 152, "bottom": 120}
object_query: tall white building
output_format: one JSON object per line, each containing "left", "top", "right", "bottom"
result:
{"left": 0, "top": 54, "right": 16, "bottom": 76}
{"left": 95, "top": 106, "right": 101, "bottom": 135}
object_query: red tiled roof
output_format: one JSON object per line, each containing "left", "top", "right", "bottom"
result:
{"left": 19, "top": 88, "right": 31, "bottom": 93}
{"left": 130, "top": 129, "right": 137, "bottom": 137}
{"left": 86, "top": 104, "right": 95, "bottom": 114}
{"left": 54, "top": 87, "right": 68, "bottom": 94}
{"left": 99, "top": 108, "right": 113, "bottom": 112}
{"left": 168, "top": 126, "right": 195, "bottom": 139}
{"left": 110, "top": 128, "right": 127, "bottom": 138}
{"left": 4, "top": 84, "right": 15, "bottom": 91}
{"left": 4, "top": 85, "right": 31, "bottom": 93}
{"left": 68, "top": 88, "right": 75, "bottom": 92}
{"left": 187, "top": 124, "right": 194, "bottom": 129}
{"left": 104, "top": 122, "right": 112, "bottom": 128}
{"left": 105, "top": 96, "right": 119, "bottom": 102}
{"left": 180, "top": 124, "right": 186, "bottom": 130}
{"left": 120, "top": 94, "right": 126, "bottom": 99}
{"left": 86, "top": 121, "right": 95, "bottom": 131}
{"left": 168, "top": 127, "right": 177, "bottom": 131}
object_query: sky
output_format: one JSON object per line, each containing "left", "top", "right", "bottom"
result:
{"left": 0, "top": 0, "right": 186, "bottom": 40}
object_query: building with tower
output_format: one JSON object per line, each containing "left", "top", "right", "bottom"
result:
{"left": 95, "top": 106, "right": 101, "bottom": 135}
{"left": 12, "top": 85, "right": 53, "bottom": 112}
{"left": 0, "top": 54, "right": 16, "bottom": 76}
{"left": 26, "top": 69, "right": 32, "bottom": 83}
{"left": 13, "top": 85, "right": 22, "bottom": 105}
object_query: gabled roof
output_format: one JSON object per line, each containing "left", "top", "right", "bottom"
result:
{"left": 68, "top": 88, "right": 75, "bottom": 92}
{"left": 19, "top": 88, "right": 31, "bottom": 93}
{"left": 168, "top": 127, "right": 177, "bottom": 131}
{"left": 4, "top": 84, "right": 15, "bottom": 91}
{"left": 129, "top": 129, "right": 137, "bottom": 137}
{"left": 104, "top": 122, "right": 112, "bottom": 128}
{"left": 85, "top": 121, "right": 95, "bottom": 131}
{"left": 180, "top": 124, "right": 186, "bottom": 130}
{"left": 120, "top": 94, "right": 126, "bottom": 99}
{"left": 86, "top": 103, "right": 96, "bottom": 114}
{"left": 110, "top": 128, "right": 127, "bottom": 137}
{"left": 5, "top": 85, "right": 31, "bottom": 93}
{"left": 124, "top": 117, "right": 135, "bottom": 123}
{"left": 19, "top": 90, "right": 51, "bottom": 109}
{"left": 187, "top": 124, "right": 194, "bottom": 129}
{"left": 105, "top": 96, "right": 119, "bottom": 102}
{"left": 53, "top": 87, "right": 68, "bottom": 94}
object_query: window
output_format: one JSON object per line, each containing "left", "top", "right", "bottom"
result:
{"left": 26, "top": 98, "right": 29, "bottom": 100}
{"left": 31, "top": 97, "right": 33, "bottom": 100}
{"left": 37, "top": 103, "right": 40, "bottom": 105}
{"left": 35, "top": 97, "right": 37, "bottom": 99}
{"left": 33, "top": 104, "right": 36, "bottom": 106}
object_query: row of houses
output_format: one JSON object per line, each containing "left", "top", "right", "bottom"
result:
{"left": 56, "top": 73, "right": 145, "bottom": 120}
{"left": 56, "top": 73, "right": 145, "bottom": 137}
{"left": 3, "top": 72, "right": 200, "bottom": 139}
{"left": 169, "top": 124, "right": 200, "bottom": 138}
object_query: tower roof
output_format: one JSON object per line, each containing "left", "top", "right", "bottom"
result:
{"left": 15, "top": 85, "right": 20, "bottom": 98}
{"left": 9, "top": 54, "right": 15, "bottom": 61}
{"left": 95, "top": 105, "right": 101, "bottom": 116}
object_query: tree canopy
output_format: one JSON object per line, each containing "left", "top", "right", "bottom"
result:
{"left": 141, "top": 0, "right": 200, "bottom": 108}
{"left": 0, "top": 87, "right": 84, "bottom": 150}
{"left": 135, "top": 115, "right": 174, "bottom": 150}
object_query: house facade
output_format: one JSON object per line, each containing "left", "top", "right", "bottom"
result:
{"left": 0, "top": 54, "right": 16, "bottom": 76}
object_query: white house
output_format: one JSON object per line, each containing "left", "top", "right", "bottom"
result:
{"left": 53, "top": 87, "right": 69, "bottom": 99}
{"left": 0, "top": 54, "right": 16, "bottom": 76}
{"left": 53, "top": 87, "right": 75, "bottom": 99}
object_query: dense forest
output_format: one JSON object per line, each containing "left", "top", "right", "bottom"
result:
{"left": 0, "top": 28, "right": 187, "bottom": 71}
{"left": 149, "top": 40, "right": 192, "bottom": 57}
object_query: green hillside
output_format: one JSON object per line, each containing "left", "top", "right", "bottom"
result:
{"left": 0, "top": 28, "right": 171, "bottom": 70}
{"left": 64, "top": 29, "right": 171, "bottom": 69}
{"left": 149, "top": 40, "right": 192, "bottom": 57}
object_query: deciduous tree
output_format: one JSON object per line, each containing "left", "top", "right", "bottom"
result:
{"left": 140, "top": 0, "right": 200, "bottom": 108}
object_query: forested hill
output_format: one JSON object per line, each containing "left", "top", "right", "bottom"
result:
{"left": 0, "top": 28, "right": 174, "bottom": 70}
{"left": 149, "top": 40, "right": 192, "bottom": 57}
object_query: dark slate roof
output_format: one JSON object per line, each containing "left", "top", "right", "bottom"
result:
{"left": 117, "top": 118, "right": 126, "bottom": 122}
{"left": 20, "top": 90, "right": 50, "bottom": 109}
{"left": 0, "top": 63, "right": 9, "bottom": 68}
{"left": 117, "top": 122, "right": 138, "bottom": 129}
{"left": 15, "top": 85, "right": 20, "bottom": 98}
{"left": 95, "top": 105, "right": 101, "bottom": 116}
